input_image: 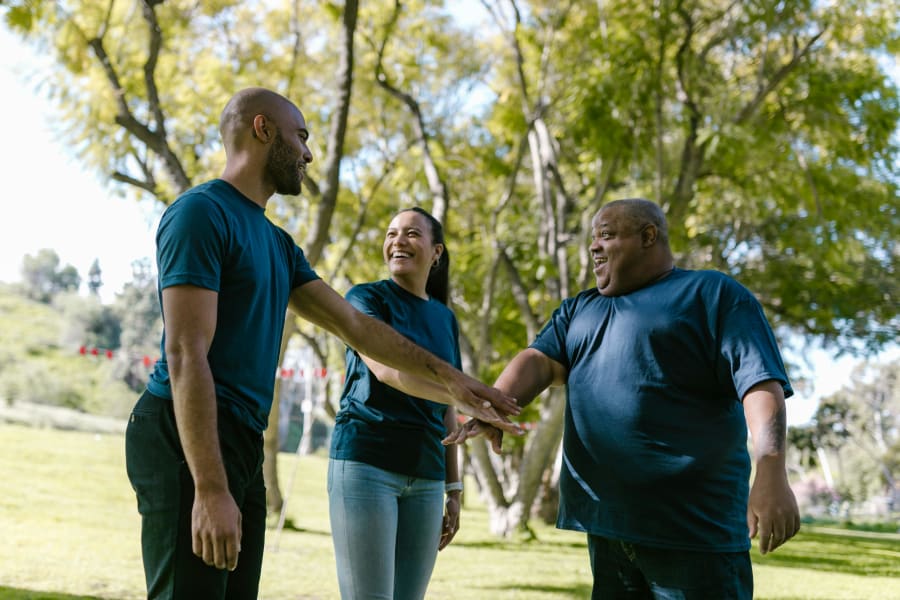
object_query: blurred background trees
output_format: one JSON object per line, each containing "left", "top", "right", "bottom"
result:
{"left": 2, "top": 0, "right": 897, "bottom": 535}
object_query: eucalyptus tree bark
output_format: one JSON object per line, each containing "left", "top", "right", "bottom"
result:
{"left": 263, "top": 0, "right": 359, "bottom": 514}
{"left": 374, "top": 0, "right": 451, "bottom": 224}
{"left": 468, "top": 0, "right": 574, "bottom": 537}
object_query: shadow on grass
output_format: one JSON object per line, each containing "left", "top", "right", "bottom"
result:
{"left": 477, "top": 582, "right": 594, "bottom": 597}
{"left": 454, "top": 537, "right": 586, "bottom": 553}
{"left": 0, "top": 587, "right": 105, "bottom": 600}
{"left": 752, "top": 530, "right": 900, "bottom": 578}
{"left": 271, "top": 517, "right": 331, "bottom": 536}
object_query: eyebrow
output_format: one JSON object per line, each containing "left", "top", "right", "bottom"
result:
{"left": 386, "top": 226, "right": 423, "bottom": 233}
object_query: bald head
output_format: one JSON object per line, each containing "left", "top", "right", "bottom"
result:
{"left": 219, "top": 87, "right": 301, "bottom": 150}
{"left": 597, "top": 198, "right": 670, "bottom": 245}
{"left": 589, "top": 198, "right": 674, "bottom": 296}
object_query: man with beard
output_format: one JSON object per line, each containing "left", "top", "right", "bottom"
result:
{"left": 446, "top": 198, "right": 799, "bottom": 599}
{"left": 125, "top": 87, "right": 522, "bottom": 599}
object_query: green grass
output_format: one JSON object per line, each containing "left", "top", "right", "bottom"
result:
{"left": 1, "top": 423, "right": 898, "bottom": 599}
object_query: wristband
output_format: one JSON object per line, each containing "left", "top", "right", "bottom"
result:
{"left": 445, "top": 481, "right": 464, "bottom": 493}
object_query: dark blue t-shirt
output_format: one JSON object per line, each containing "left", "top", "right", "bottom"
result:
{"left": 330, "top": 279, "right": 461, "bottom": 480}
{"left": 531, "top": 268, "right": 793, "bottom": 552}
{"left": 146, "top": 179, "right": 319, "bottom": 433}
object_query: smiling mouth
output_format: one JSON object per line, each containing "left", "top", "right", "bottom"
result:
{"left": 391, "top": 252, "right": 412, "bottom": 259}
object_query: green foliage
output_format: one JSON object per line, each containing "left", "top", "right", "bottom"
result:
{"left": 110, "top": 258, "right": 161, "bottom": 392}
{"left": 20, "top": 249, "right": 81, "bottom": 304}
{"left": 0, "top": 288, "right": 135, "bottom": 417}
{"left": 791, "top": 358, "right": 900, "bottom": 509}
{"left": 55, "top": 292, "right": 122, "bottom": 352}
{"left": 4, "top": 0, "right": 900, "bottom": 530}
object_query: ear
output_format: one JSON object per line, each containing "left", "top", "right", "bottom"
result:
{"left": 433, "top": 243, "right": 444, "bottom": 264}
{"left": 251, "top": 114, "right": 271, "bottom": 143}
{"left": 641, "top": 224, "right": 658, "bottom": 247}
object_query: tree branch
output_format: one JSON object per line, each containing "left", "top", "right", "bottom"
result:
{"left": 734, "top": 29, "right": 825, "bottom": 124}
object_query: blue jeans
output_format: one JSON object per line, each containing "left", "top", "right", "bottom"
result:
{"left": 328, "top": 458, "right": 445, "bottom": 600}
{"left": 587, "top": 534, "right": 753, "bottom": 599}
{"left": 125, "top": 390, "right": 267, "bottom": 599}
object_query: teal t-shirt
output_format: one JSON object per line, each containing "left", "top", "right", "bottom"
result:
{"left": 330, "top": 279, "right": 461, "bottom": 480}
{"left": 531, "top": 268, "right": 793, "bottom": 552}
{"left": 146, "top": 179, "right": 319, "bottom": 433}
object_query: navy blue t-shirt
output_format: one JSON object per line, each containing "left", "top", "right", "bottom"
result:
{"left": 531, "top": 268, "right": 793, "bottom": 552}
{"left": 330, "top": 279, "right": 460, "bottom": 480}
{"left": 146, "top": 179, "right": 319, "bottom": 433}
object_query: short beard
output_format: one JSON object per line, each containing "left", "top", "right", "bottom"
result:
{"left": 265, "top": 129, "right": 302, "bottom": 196}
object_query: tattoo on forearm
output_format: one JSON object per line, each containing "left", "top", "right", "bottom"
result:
{"left": 771, "top": 410, "right": 786, "bottom": 453}
{"left": 757, "top": 410, "right": 786, "bottom": 456}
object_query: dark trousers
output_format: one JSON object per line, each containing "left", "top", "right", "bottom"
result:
{"left": 587, "top": 534, "right": 753, "bottom": 600}
{"left": 125, "top": 390, "right": 267, "bottom": 599}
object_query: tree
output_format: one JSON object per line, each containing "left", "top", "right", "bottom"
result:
{"left": 800, "top": 359, "right": 900, "bottom": 513}
{"left": 20, "top": 248, "right": 81, "bottom": 303}
{"left": 3, "top": 0, "right": 361, "bottom": 514}
{"left": 87, "top": 258, "right": 103, "bottom": 297}
{"left": 112, "top": 257, "right": 162, "bottom": 392}
{"left": 4, "top": 0, "right": 898, "bottom": 537}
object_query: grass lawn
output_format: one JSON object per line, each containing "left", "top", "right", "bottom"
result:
{"left": 0, "top": 423, "right": 898, "bottom": 599}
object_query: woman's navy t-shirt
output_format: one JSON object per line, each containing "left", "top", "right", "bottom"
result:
{"left": 330, "top": 279, "right": 461, "bottom": 480}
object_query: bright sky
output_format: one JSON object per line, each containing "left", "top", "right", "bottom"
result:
{"left": 0, "top": 26, "right": 895, "bottom": 427}
{"left": 0, "top": 27, "right": 160, "bottom": 305}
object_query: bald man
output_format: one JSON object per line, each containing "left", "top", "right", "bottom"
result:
{"left": 447, "top": 199, "right": 799, "bottom": 599}
{"left": 125, "top": 88, "right": 522, "bottom": 599}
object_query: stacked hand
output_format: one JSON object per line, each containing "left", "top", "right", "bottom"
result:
{"left": 442, "top": 418, "right": 505, "bottom": 454}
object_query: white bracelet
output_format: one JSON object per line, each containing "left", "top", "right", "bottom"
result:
{"left": 445, "top": 481, "right": 464, "bottom": 493}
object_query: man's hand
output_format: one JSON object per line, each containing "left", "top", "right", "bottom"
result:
{"left": 192, "top": 488, "right": 242, "bottom": 571}
{"left": 442, "top": 374, "right": 523, "bottom": 437}
{"left": 442, "top": 418, "right": 505, "bottom": 454}
{"left": 747, "top": 456, "right": 800, "bottom": 555}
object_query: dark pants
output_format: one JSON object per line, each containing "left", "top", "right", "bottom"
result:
{"left": 587, "top": 534, "right": 753, "bottom": 600}
{"left": 125, "top": 390, "right": 267, "bottom": 600}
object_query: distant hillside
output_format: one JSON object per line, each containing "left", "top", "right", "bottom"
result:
{"left": 0, "top": 286, "right": 135, "bottom": 420}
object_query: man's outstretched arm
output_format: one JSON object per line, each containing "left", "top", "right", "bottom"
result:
{"left": 443, "top": 348, "right": 567, "bottom": 452}
{"left": 288, "top": 280, "right": 522, "bottom": 434}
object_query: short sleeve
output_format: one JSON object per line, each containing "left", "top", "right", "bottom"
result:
{"left": 156, "top": 192, "right": 224, "bottom": 292}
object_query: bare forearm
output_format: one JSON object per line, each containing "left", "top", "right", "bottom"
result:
{"left": 350, "top": 317, "right": 456, "bottom": 383}
{"left": 169, "top": 353, "right": 228, "bottom": 492}
{"left": 292, "top": 282, "right": 455, "bottom": 385}
{"left": 444, "top": 408, "right": 461, "bottom": 482}
{"left": 494, "top": 348, "right": 565, "bottom": 408}
{"left": 363, "top": 357, "right": 457, "bottom": 405}
{"left": 744, "top": 380, "right": 788, "bottom": 465}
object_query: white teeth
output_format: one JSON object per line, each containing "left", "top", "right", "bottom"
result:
{"left": 392, "top": 252, "right": 411, "bottom": 259}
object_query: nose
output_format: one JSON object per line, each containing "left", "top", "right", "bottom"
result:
{"left": 301, "top": 143, "right": 313, "bottom": 164}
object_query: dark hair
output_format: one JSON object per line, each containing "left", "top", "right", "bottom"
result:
{"left": 396, "top": 207, "right": 450, "bottom": 304}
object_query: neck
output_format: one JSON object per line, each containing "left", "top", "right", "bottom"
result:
{"left": 221, "top": 163, "right": 273, "bottom": 209}
{"left": 391, "top": 275, "right": 428, "bottom": 300}
{"left": 649, "top": 264, "right": 676, "bottom": 284}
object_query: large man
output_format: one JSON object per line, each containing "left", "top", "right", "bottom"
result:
{"left": 447, "top": 198, "right": 799, "bottom": 599}
{"left": 124, "top": 87, "right": 521, "bottom": 599}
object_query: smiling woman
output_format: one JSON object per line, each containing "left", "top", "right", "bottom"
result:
{"left": 0, "top": 27, "right": 159, "bottom": 303}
